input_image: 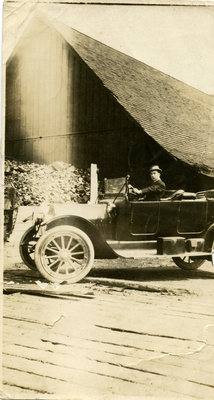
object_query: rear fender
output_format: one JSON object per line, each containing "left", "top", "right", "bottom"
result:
{"left": 46, "top": 215, "right": 117, "bottom": 259}
{"left": 204, "top": 223, "right": 214, "bottom": 252}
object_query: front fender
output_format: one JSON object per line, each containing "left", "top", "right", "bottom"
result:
{"left": 46, "top": 215, "right": 117, "bottom": 259}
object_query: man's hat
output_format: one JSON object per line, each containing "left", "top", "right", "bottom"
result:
{"left": 150, "top": 165, "right": 162, "bottom": 173}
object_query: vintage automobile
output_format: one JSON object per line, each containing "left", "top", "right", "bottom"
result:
{"left": 19, "top": 173, "right": 214, "bottom": 284}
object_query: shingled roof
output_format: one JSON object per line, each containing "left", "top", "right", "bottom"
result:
{"left": 11, "top": 15, "right": 214, "bottom": 177}
{"left": 48, "top": 16, "right": 214, "bottom": 177}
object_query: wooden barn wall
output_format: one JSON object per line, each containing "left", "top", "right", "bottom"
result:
{"left": 5, "top": 19, "right": 137, "bottom": 178}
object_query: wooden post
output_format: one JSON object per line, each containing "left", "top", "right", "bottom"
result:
{"left": 90, "top": 164, "right": 98, "bottom": 204}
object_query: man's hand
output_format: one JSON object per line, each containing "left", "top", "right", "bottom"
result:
{"left": 128, "top": 185, "right": 141, "bottom": 195}
{"left": 128, "top": 184, "right": 134, "bottom": 192}
{"left": 134, "top": 188, "right": 142, "bottom": 195}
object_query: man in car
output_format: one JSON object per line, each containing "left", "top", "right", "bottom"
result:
{"left": 129, "top": 165, "right": 166, "bottom": 201}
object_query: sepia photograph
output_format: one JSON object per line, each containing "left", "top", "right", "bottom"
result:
{"left": 2, "top": 0, "right": 214, "bottom": 398}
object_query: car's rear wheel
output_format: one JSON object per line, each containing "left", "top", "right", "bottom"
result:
{"left": 172, "top": 256, "right": 205, "bottom": 270}
{"left": 34, "top": 225, "right": 94, "bottom": 284}
{"left": 19, "top": 226, "right": 39, "bottom": 270}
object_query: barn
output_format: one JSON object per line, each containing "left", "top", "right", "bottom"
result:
{"left": 5, "top": 14, "right": 214, "bottom": 191}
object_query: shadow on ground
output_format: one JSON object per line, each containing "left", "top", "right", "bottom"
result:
{"left": 4, "top": 259, "right": 214, "bottom": 284}
{"left": 88, "top": 257, "right": 214, "bottom": 282}
{"left": 90, "top": 266, "right": 214, "bottom": 281}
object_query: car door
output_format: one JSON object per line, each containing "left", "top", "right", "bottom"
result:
{"left": 130, "top": 201, "right": 160, "bottom": 236}
{"left": 177, "top": 200, "right": 207, "bottom": 234}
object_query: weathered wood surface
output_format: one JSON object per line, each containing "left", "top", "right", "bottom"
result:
{"left": 3, "top": 289, "right": 214, "bottom": 399}
{"left": 3, "top": 235, "right": 214, "bottom": 399}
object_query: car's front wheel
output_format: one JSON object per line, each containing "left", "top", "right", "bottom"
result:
{"left": 34, "top": 225, "right": 94, "bottom": 284}
{"left": 172, "top": 256, "right": 205, "bottom": 271}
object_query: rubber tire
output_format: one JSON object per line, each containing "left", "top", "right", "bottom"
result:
{"left": 19, "top": 226, "right": 38, "bottom": 270}
{"left": 172, "top": 257, "right": 205, "bottom": 271}
{"left": 34, "top": 225, "right": 94, "bottom": 284}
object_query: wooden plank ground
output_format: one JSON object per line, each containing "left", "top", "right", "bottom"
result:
{"left": 2, "top": 290, "right": 214, "bottom": 400}
{"left": 3, "top": 198, "right": 214, "bottom": 399}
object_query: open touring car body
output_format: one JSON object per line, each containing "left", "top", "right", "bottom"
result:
{"left": 20, "top": 175, "right": 214, "bottom": 284}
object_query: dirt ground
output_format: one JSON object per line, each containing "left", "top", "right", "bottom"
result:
{"left": 3, "top": 235, "right": 214, "bottom": 400}
{"left": 4, "top": 240, "right": 214, "bottom": 297}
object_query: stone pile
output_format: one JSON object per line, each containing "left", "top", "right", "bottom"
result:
{"left": 4, "top": 160, "right": 91, "bottom": 206}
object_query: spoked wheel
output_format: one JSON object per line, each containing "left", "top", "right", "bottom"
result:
{"left": 19, "top": 226, "right": 39, "bottom": 270}
{"left": 172, "top": 256, "right": 205, "bottom": 271}
{"left": 34, "top": 225, "right": 94, "bottom": 284}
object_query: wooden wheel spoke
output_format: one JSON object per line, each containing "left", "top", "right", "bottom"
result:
{"left": 66, "top": 236, "right": 73, "bottom": 250}
{"left": 70, "top": 256, "right": 83, "bottom": 266}
{"left": 51, "top": 247, "right": 59, "bottom": 252}
{"left": 65, "top": 263, "right": 74, "bottom": 274}
{"left": 45, "top": 255, "right": 58, "bottom": 259}
{"left": 55, "top": 261, "right": 63, "bottom": 273}
{"left": 64, "top": 259, "right": 76, "bottom": 270}
{"left": 63, "top": 259, "right": 73, "bottom": 269}
{"left": 48, "top": 259, "right": 59, "bottom": 269}
{"left": 70, "top": 243, "right": 80, "bottom": 252}
{"left": 52, "top": 239, "right": 61, "bottom": 251}
{"left": 28, "top": 247, "right": 35, "bottom": 254}
{"left": 24, "top": 242, "right": 36, "bottom": 250}
{"left": 28, "top": 241, "right": 36, "bottom": 246}
{"left": 182, "top": 256, "right": 193, "bottom": 264}
{"left": 64, "top": 263, "right": 69, "bottom": 274}
{"left": 70, "top": 251, "right": 84, "bottom": 256}
{"left": 46, "top": 246, "right": 59, "bottom": 255}
{"left": 61, "top": 236, "right": 65, "bottom": 249}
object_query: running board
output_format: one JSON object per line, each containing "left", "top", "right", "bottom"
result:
{"left": 113, "top": 249, "right": 157, "bottom": 258}
{"left": 106, "top": 240, "right": 210, "bottom": 259}
{"left": 107, "top": 240, "right": 156, "bottom": 250}
{"left": 107, "top": 240, "right": 157, "bottom": 258}
{"left": 110, "top": 249, "right": 211, "bottom": 259}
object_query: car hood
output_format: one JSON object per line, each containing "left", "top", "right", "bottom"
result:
{"left": 32, "top": 202, "right": 109, "bottom": 223}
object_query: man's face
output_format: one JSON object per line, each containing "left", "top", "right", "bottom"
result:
{"left": 150, "top": 170, "right": 160, "bottom": 182}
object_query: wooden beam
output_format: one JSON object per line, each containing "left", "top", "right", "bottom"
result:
{"left": 90, "top": 163, "right": 98, "bottom": 204}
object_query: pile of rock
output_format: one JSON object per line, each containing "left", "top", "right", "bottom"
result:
{"left": 4, "top": 160, "right": 91, "bottom": 206}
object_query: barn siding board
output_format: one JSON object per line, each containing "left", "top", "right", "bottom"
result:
{"left": 65, "top": 136, "right": 71, "bottom": 164}
{"left": 71, "top": 54, "right": 76, "bottom": 132}
{"left": 6, "top": 18, "right": 135, "bottom": 176}
{"left": 24, "top": 141, "right": 33, "bottom": 163}
{"left": 6, "top": 57, "right": 19, "bottom": 141}
{"left": 16, "top": 57, "right": 21, "bottom": 139}
{"left": 79, "top": 59, "right": 83, "bottom": 129}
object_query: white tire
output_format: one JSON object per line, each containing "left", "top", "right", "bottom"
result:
{"left": 35, "top": 225, "right": 94, "bottom": 284}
